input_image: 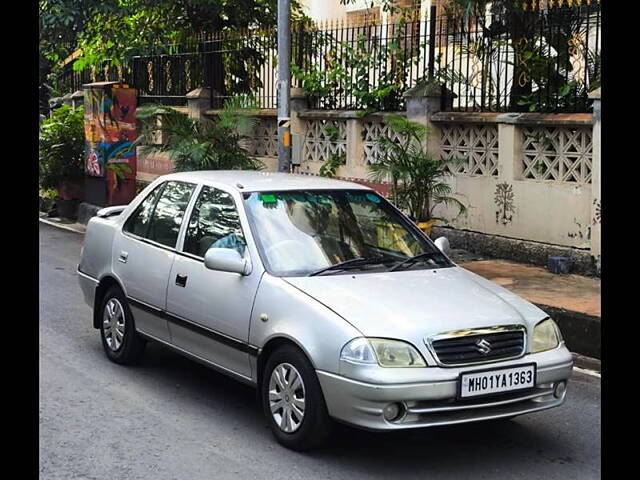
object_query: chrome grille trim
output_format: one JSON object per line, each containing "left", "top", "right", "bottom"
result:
{"left": 425, "top": 325, "right": 527, "bottom": 367}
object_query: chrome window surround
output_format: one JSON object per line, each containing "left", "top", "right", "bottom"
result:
{"left": 424, "top": 324, "right": 527, "bottom": 368}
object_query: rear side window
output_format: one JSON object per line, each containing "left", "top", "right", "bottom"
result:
{"left": 147, "top": 181, "right": 196, "bottom": 248}
{"left": 123, "top": 180, "right": 196, "bottom": 248}
{"left": 123, "top": 183, "right": 165, "bottom": 237}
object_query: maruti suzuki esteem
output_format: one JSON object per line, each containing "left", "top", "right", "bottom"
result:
{"left": 78, "top": 171, "right": 572, "bottom": 450}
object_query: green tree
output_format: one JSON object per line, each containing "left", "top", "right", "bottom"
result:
{"left": 39, "top": 0, "right": 305, "bottom": 106}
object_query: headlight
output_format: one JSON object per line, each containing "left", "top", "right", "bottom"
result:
{"left": 340, "top": 338, "right": 427, "bottom": 367}
{"left": 532, "top": 318, "right": 562, "bottom": 353}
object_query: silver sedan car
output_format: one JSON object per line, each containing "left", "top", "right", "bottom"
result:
{"left": 78, "top": 171, "right": 573, "bottom": 450}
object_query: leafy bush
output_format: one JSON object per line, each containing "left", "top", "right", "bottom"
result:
{"left": 39, "top": 105, "right": 85, "bottom": 190}
{"left": 369, "top": 115, "right": 467, "bottom": 223}
{"left": 136, "top": 96, "right": 263, "bottom": 172}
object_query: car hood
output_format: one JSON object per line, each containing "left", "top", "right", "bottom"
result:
{"left": 283, "top": 266, "right": 547, "bottom": 341}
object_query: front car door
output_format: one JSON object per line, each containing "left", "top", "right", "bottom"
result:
{"left": 113, "top": 180, "right": 196, "bottom": 342}
{"left": 165, "top": 184, "right": 262, "bottom": 379}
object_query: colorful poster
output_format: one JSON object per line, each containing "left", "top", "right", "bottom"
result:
{"left": 83, "top": 83, "right": 138, "bottom": 177}
{"left": 83, "top": 82, "right": 138, "bottom": 206}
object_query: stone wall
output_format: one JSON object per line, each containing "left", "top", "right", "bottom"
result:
{"left": 134, "top": 85, "right": 602, "bottom": 270}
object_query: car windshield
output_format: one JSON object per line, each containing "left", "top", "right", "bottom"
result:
{"left": 243, "top": 189, "right": 451, "bottom": 277}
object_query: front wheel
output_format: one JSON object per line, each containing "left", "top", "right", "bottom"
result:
{"left": 99, "top": 286, "right": 145, "bottom": 364}
{"left": 261, "top": 345, "right": 333, "bottom": 451}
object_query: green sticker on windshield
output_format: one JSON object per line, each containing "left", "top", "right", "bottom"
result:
{"left": 366, "top": 193, "right": 381, "bottom": 203}
{"left": 260, "top": 193, "right": 277, "bottom": 204}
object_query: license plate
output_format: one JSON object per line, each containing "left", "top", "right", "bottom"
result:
{"left": 458, "top": 363, "right": 536, "bottom": 399}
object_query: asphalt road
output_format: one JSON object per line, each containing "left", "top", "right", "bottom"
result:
{"left": 39, "top": 223, "right": 601, "bottom": 480}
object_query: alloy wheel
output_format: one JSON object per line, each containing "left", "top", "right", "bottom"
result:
{"left": 103, "top": 298, "right": 126, "bottom": 351}
{"left": 268, "top": 363, "right": 306, "bottom": 433}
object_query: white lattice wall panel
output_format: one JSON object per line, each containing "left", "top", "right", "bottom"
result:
{"left": 440, "top": 123, "right": 499, "bottom": 176}
{"left": 244, "top": 117, "right": 278, "bottom": 157}
{"left": 303, "top": 120, "right": 347, "bottom": 163}
{"left": 362, "top": 119, "right": 406, "bottom": 165}
{"left": 522, "top": 126, "right": 592, "bottom": 183}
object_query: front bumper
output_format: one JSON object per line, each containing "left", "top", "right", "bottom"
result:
{"left": 317, "top": 345, "right": 573, "bottom": 431}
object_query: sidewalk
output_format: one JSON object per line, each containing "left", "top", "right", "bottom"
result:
{"left": 458, "top": 257, "right": 601, "bottom": 360}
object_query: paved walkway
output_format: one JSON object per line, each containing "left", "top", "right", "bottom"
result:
{"left": 459, "top": 259, "right": 601, "bottom": 318}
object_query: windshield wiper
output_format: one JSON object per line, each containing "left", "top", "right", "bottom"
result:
{"left": 308, "top": 257, "right": 387, "bottom": 277}
{"left": 388, "top": 251, "right": 441, "bottom": 272}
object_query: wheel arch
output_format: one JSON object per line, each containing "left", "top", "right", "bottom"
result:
{"left": 256, "top": 336, "right": 315, "bottom": 393}
{"left": 93, "top": 275, "right": 126, "bottom": 329}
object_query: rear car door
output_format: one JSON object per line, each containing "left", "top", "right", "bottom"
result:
{"left": 165, "top": 185, "right": 261, "bottom": 379}
{"left": 113, "top": 180, "right": 196, "bottom": 342}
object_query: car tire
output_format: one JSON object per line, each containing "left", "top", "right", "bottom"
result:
{"left": 261, "top": 345, "right": 333, "bottom": 451}
{"left": 99, "top": 286, "right": 145, "bottom": 365}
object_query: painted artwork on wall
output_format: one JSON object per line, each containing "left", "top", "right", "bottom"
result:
{"left": 83, "top": 82, "right": 138, "bottom": 206}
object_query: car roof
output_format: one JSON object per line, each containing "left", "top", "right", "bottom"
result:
{"left": 159, "top": 170, "right": 373, "bottom": 193}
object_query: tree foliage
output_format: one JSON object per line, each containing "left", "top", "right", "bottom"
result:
{"left": 136, "top": 98, "right": 263, "bottom": 172}
{"left": 40, "top": 0, "right": 305, "bottom": 70}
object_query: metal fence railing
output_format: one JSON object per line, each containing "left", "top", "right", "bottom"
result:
{"left": 53, "top": 0, "right": 601, "bottom": 114}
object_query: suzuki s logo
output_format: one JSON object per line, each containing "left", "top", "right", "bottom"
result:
{"left": 475, "top": 338, "right": 492, "bottom": 355}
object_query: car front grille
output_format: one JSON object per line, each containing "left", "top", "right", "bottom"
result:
{"left": 428, "top": 326, "right": 526, "bottom": 366}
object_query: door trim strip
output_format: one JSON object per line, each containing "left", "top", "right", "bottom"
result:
{"left": 127, "top": 296, "right": 259, "bottom": 357}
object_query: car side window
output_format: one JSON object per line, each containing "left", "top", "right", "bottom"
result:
{"left": 145, "top": 181, "right": 196, "bottom": 248}
{"left": 123, "top": 182, "right": 165, "bottom": 237}
{"left": 184, "top": 186, "right": 246, "bottom": 258}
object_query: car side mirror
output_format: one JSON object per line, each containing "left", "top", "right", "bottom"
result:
{"left": 434, "top": 236, "right": 451, "bottom": 255}
{"left": 204, "top": 248, "right": 251, "bottom": 275}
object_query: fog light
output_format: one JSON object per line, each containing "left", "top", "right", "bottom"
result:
{"left": 554, "top": 381, "right": 567, "bottom": 399}
{"left": 383, "top": 402, "right": 404, "bottom": 422}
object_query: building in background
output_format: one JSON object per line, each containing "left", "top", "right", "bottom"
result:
{"left": 301, "top": 0, "right": 448, "bottom": 25}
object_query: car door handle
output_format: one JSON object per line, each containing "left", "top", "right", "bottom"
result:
{"left": 118, "top": 251, "right": 128, "bottom": 263}
{"left": 175, "top": 274, "right": 188, "bottom": 288}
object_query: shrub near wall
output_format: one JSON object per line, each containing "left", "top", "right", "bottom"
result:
{"left": 39, "top": 105, "right": 85, "bottom": 200}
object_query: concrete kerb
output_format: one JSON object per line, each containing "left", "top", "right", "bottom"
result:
{"left": 535, "top": 304, "right": 600, "bottom": 360}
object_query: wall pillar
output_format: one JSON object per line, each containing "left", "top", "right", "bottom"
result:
{"left": 589, "top": 88, "right": 601, "bottom": 270}
{"left": 186, "top": 87, "right": 212, "bottom": 120}
{"left": 70, "top": 90, "right": 84, "bottom": 110}
{"left": 345, "top": 118, "right": 364, "bottom": 169}
{"left": 403, "top": 81, "right": 454, "bottom": 158}
{"left": 290, "top": 87, "right": 308, "bottom": 167}
{"left": 495, "top": 114, "right": 524, "bottom": 182}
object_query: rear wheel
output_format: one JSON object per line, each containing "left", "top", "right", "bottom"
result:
{"left": 99, "top": 286, "right": 145, "bottom": 364}
{"left": 261, "top": 345, "right": 332, "bottom": 451}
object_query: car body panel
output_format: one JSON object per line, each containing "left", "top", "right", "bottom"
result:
{"left": 283, "top": 265, "right": 548, "bottom": 367}
{"left": 249, "top": 273, "right": 363, "bottom": 374}
{"left": 78, "top": 171, "right": 573, "bottom": 433}
{"left": 165, "top": 253, "right": 261, "bottom": 378}
{"left": 113, "top": 233, "right": 175, "bottom": 341}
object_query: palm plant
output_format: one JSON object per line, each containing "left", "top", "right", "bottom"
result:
{"left": 136, "top": 95, "right": 263, "bottom": 172}
{"left": 369, "top": 114, "right": 466, "bottom": 224}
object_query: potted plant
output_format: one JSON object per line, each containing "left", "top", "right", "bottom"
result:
{"left": 368, "top": 114, "right": 466, "bottom": 236}
{"left": 39, "top": 105, "right": 85, "bottom": 219}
